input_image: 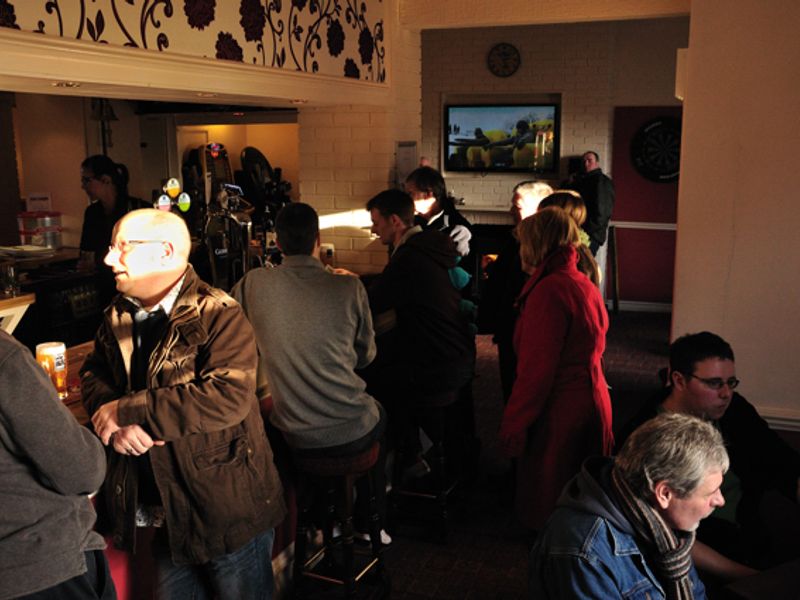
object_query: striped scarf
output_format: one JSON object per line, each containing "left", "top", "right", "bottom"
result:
{"left": 610, "top": 466, "right": 696, "bottom": 600}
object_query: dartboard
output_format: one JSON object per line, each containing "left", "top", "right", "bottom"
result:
{"left": 630, "top": 117, "right": 682, "bottom": 182}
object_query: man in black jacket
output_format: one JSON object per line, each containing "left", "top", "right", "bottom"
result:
{"left": 620, "top": 331, "right": 800, "bottom": 575}
{"left": 363, "top": 189, "right": 474, "bottom": 402}
{"left": 569, "top": 151, "right": 614, "bottom": 255}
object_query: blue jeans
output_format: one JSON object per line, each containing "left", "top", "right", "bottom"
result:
{"left": 155, "top": 528, "right": 275, "bottom": 600}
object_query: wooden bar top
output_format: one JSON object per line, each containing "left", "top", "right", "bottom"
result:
{"left": 0, "top": 293, "right": 35, "bottom": 334}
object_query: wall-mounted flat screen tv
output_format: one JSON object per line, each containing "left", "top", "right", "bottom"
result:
{"left": 444, "top": 104, "right": 560, "bottom": 174}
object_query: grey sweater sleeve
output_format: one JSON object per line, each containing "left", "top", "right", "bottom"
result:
{"left": 353, "top": 278, "right": 377, "bottom": 369}
{"left": 0, "top": 337, "right": 106, "bottom": 496}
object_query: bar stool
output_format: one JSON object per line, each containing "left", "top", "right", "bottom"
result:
{"left": 292, "top": 441, "right": 388, "bottom": 599}
{"left": 389, "top": 390, "right": 458, "bottom": 543}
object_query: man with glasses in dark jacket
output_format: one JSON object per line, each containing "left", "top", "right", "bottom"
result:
{"left": 619, "top": 331, "right": 800, "bottom": 580}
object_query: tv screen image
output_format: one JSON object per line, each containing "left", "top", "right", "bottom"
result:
{"left": 444, "top": 104, "right": 559, "bottom": 173}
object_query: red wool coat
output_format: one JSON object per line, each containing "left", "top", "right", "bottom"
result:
{"left": 499, "top": 245, "right": 613, "bottom": 530}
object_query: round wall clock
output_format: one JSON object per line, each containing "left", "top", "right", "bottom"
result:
{"left": 630, "top": 117, "right": 682, "bottom": 182}
{"left": 487, "top": 43, "right": 521, "bottom": 78}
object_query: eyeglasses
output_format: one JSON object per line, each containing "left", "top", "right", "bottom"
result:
{"left": 107, "top": 240, "right": 165, "bottom": 254}
{"left": 688, "top": 374, "right": 740, "bottom": 390}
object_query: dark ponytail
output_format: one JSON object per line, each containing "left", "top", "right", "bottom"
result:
{"left": 81, "top": 155, "right": 131, "bottom": 206}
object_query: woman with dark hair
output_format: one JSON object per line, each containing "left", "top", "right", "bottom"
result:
{"left": 78, "top": 155, "right": 145, "bottom": 303}
{"left": 499, "top": 207, "right": 613, "bottom": 534}
{"left": 404, "top": 166, "right": 472, "bottom": 257}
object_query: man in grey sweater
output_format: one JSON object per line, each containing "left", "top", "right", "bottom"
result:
{"left": 232, "top": 202, "right": 389, "bottom": 542}
{"left": 0, "top": 330, "right": 111, "bottom": 599}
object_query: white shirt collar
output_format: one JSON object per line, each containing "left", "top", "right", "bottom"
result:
{"left": 124, "top": 272, "right": 187, "bottom": 317}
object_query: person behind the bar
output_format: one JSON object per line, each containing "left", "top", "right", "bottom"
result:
{"left": 78, "top": 155, "right": 146, "bottom": 306}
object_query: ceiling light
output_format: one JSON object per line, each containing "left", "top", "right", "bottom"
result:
{"left": 51, "top": 81, "right": 82, "bottom": 88}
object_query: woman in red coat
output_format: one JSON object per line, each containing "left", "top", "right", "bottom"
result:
{"left": 499, "top": 207, "right": 613, "bottom": 531}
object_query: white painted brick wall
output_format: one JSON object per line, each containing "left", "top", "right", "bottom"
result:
{"left": 296, "top": 12, "right": 422, "bottom": 273}
{"left": 295, "top": 16, "right": 683, "bottom": 271}
{"left": 422, "top": 20, "right": 677, "bottom": 211}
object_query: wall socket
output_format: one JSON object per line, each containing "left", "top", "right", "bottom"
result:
{"left": 319, "top": 243, "right": 335, "bottom": 267}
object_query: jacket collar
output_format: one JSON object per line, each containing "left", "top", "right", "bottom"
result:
{"left": 281, "top": 254, "right": 325, "bottom": 270}
{"left": 106, "top": 266, "right": 205, "bottom": 390}
{"left": 392, "top": 225, "right": 422, "bottom": 256}
{"left": 518, "top": 245, "right": 579, "bottom": 302}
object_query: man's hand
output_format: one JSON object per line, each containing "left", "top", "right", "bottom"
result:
{"left": 111, "top": 425, "right": 165, "bottom": 456}
{"left": 92, "top": 400, "right": 121, "bottom": 445}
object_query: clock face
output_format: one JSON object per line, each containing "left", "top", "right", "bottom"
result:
{"left": 487, "top": 43, "right": 521, "bottom": 78}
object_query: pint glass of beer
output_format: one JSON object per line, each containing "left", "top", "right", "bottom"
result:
{"left": 36, "top": 342, "right": 68, "bottom": 400}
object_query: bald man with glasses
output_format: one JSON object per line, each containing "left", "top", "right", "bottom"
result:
{"left": 619, "top": 331, "right": 800, "bottom": 582}
{"left": 81, "top": 209, "right": 285, "bottom": 600}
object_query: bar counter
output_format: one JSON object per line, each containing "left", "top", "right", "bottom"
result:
{"left": 0, "top": 293, "right": 35, "bottom": 334}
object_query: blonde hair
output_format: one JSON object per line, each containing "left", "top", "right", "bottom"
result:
{"left": 513, "top": 181, "right": 554, "bottom": 205}
{"left": 517, "top": 207, "right": 581, "bottom": 271}
{"left": 538, "top": 190, "right": 587, "bottom": 227}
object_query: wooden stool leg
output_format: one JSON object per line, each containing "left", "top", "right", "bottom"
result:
{"left": 322, "top": 482, "right": 336, "bottom": 567}
{"left": 293, "top": 475, "right": 311, "bottom": 595}
{"left": 389, "top": 444, "right": 405, "bottom": 525}
{"left": 434, "top": 449, "right": 448, "bottom": 540}
{"left": 341, "top": 474, "right": 357, "bottom": 597}
{"left": 366, "top": 466, "right": 383, "bottom": 558}
{"left": 427, "top": 407, "right": 449, "bottom": 542}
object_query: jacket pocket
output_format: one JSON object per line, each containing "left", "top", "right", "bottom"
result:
{"left": 193, "top": 437, "right": 246, "bottom": 470}
{"left": 182, "top": 431, "right": 267, "bottom": 528}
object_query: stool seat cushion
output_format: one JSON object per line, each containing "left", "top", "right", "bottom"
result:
{"left": 293, "top": 442, "right": 380, "bottom": 477}
{"left": 415, "top": 390, "right": 458, "bottom": 408}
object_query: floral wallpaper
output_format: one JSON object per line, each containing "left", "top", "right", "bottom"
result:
{"left": 0, "top": 0, "right": 386, "bottom": 82}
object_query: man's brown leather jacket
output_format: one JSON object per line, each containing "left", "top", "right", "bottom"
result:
{"left": 81, "top": 266, "right": 285, "bottom": 564}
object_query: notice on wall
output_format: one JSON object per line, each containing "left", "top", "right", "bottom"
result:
{"left": 395, "top": 141, "right": 418, "bottom": 188}
{"left": 25, "top": 193, "right": 52, "bottom": 212}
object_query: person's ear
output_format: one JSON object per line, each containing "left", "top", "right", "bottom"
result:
{"left": 161, "top": 240, "right": 175, "bottom": 263}
{"left": 671, "top": 370, "right": 688, "bottom": 391}
{"left": 389, "top": 214, "right": 403, "bottom": 229}
{"left": 653, "top": 480, "right": 673, "bottom": 510}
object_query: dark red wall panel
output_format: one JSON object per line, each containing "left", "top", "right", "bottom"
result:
{"left": 613, "top": 228, "right": 675, "bottom": 304}
{"left": 611, "top": 106, "right": 681, "bottom": 304}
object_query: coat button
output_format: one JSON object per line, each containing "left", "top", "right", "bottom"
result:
{"left": 115, "top": 485, "right": 123, "bottom": 495}
{"left": 113, "top": 534, "right": 123, "bottom": 545}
